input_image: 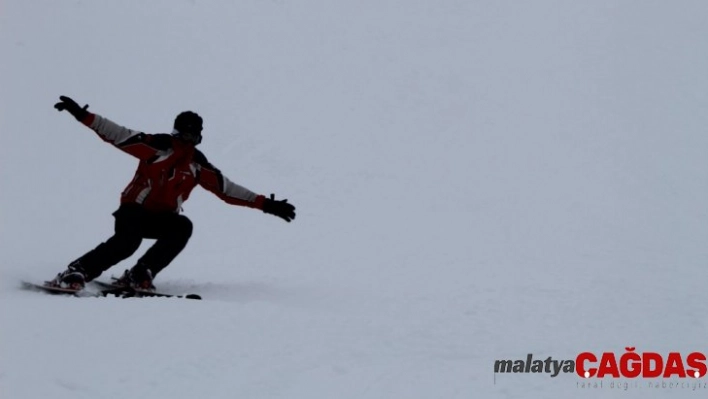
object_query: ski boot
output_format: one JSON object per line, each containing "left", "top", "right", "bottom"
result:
{"left": 46, "top": 262, "right": 86, "bottom": 290}
{"left": 113, "top": 267, "right": 155, "bottom": 291}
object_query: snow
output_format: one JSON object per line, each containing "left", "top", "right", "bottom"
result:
{"left": 2, "top": 1, "right": 708, "bottom": 398}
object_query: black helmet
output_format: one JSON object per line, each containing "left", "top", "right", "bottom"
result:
{"left": 173, "top": 111, "right": 203, "bottom": 144}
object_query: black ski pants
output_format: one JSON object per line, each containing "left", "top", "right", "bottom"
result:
{"left": 74, "top": 204, "right": 193, "bottom": 281}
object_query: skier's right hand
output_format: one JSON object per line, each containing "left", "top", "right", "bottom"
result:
{"left": 54, "top": 95, "right": 89, "bottom": 122}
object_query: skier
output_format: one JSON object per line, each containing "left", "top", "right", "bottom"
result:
{"left": 48, "top": 96, "right": 296, "bottom": 291}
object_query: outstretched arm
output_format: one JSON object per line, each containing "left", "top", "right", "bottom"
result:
{"left": 195, "top": 151, "right": 265, "bottom": 208}
{"left": 195, "top": 151, "right": 296, "bottom": 222}
{"left": 54, "top": 95, "right": 167, "bottom": 160}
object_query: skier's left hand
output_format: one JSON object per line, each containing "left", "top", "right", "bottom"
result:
{"left": 262, "top": 194, "right": 296, "bottom": 222}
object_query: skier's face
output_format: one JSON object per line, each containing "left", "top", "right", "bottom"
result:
{"left": 174, "top": 111, "right": 203, "bottom": 145}
{"left": 179, "top": 127, "right": 202, "bottom": 145}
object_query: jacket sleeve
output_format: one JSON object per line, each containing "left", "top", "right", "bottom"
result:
{"left": 81, "top": 113, "right": 167, "bottom": 160}
{"left": 195, "top": 151, "right": 265, "bottom": 209}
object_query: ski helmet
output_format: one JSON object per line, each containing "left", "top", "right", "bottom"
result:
{"left": 173, "top": 111, "right": 203, "bottom": 145}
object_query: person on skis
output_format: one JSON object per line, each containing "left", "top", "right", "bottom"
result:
{"left": 49, "top": 96, "right": 296, "bottom": 291}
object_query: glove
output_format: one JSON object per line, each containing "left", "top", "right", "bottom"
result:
{"left": 262, "top": 194, "right": 296, "bottom": 222}
{"left": 54, "top": 95, "right": 89, "bottom": 122}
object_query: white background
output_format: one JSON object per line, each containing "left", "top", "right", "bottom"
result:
{"left": 2, "top": 1, "right": 708, "bottom": 398}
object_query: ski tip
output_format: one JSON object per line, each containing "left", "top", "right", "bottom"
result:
{"left": 185, "top": 294, "right": 202, "bottom": 300}
{"left": 21, "top": 280, "right": 85, "bottom": 296}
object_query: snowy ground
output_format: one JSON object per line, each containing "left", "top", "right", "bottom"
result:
{"left": 2, "top": 1, "right": 708, "bottom": 398}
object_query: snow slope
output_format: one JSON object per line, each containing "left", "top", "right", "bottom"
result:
{"left": 2, "top": 1, "right": 708, "bottom": 398}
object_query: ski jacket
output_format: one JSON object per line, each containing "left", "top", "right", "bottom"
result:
{"left": 80, "top": 113, "right": 265, "bottom": 213}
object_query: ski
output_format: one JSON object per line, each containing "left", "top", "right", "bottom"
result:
{"left": 21, "top": 281, "right": 98, "bottom": 297}
{"left": 93, "top": 280, "right": 202, "bottom": 300}
{"left": 21, "top": 280, "right": 201, "bottom": 300}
